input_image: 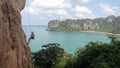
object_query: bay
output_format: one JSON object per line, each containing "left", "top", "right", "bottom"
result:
{"left": 23, "top": 25, "right": 110, "bottom": 54}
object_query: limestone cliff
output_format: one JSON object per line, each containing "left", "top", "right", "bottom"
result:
{"left": 48, "top": 15, "right": 120, "bottom": 33}
{"left": 0, "top": 0, "right": 33, "bottom": 68}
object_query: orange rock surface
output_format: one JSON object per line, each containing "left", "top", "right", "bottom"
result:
{"left": 0, "top": 0, "right": 33, "bottom": 68}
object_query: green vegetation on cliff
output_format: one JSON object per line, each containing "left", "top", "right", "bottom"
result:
{"left": 48, "top": 15, "right": 120, "bottom": 34}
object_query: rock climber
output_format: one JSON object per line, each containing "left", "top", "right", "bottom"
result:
{"left": 28, "top": 31, "right": 35, "bottom": 44}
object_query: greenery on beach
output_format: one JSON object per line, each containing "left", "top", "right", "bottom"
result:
{"left": 32, "top": 35, "right": 120, "bottom": 68}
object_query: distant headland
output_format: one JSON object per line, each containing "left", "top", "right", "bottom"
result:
{"left": 47, "top": 15, "right": 120, "bottom": 34}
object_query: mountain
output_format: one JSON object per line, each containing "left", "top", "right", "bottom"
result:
{"left": 0, "top": 0, "right": 33, "bottom": 68}
{"left": 47, "top": 15, "right": 120, "bottom": 34}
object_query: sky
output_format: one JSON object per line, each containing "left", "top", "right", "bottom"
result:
{"left": 21, "top": 0, "right": 120, "bottom": 25}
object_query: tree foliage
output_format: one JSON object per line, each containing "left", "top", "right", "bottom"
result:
{"left": 65, "top": 36, "right": 120, "bottom": 68}
{"left": 32, "top": 43, "right": 64, "bottom": 68}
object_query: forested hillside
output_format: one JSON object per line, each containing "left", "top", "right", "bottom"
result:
{"left": 47, "top": 15, "right": 120, "bottom": 34}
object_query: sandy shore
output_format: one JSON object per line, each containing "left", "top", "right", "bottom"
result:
{"left": 79, "top": 31, "right": 120, "bottom": 36}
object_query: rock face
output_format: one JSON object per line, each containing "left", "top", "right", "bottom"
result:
{"left": 83, "top": 20, "right": 99, "bottom": 30}
{"left": 48, "top": 20, "right": 60, "bottom": 28}
{"left": 0, "top": 0, "right": 33, "bottom": 68}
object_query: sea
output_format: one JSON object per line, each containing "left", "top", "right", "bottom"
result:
{"left": 22, "top": 25, "right": 110, "bottom": 54}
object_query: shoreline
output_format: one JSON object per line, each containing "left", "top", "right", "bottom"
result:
{"left": 79, "top": 31, "right": 120, "bottom": 36}
{"left": 47, "top": 29, "right": 120, "bottom": 36}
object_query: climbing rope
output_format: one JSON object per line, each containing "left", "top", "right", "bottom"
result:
{"left": 26, "top": 0, "right": 32, "bottom": 31}
{"left": 26, "top": 0, "right": 35, "bottom": 44}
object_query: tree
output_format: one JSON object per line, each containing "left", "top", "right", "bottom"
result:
{"left": 53, "top": 52, "right": 74, "bottom": 68}
{"left": 108, "top": 35, "right": 120, "bottom": 44}
{"left": 65, "top": 36, "right": 120, "bottom": 68}
{"left": 32, "top": 43, "right": 64, "bottom": 68}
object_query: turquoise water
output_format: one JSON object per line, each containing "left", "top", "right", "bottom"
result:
{"left": 23, "top": 26, "right": 110, "bottom": 54}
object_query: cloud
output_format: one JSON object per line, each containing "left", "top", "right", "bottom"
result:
{"left": 72, "top": 6, "right": 96, "bottom": 19}
{"left": 98, "top": 3, "right": 120, "bottom": 16}
{"left": 48, "top": 9, "right": 72, "bottom": 19}
{"left": 23, "top": 0, "right": 72, "bottom": 15}
{"left": 22, "top": 0, "right": 93, "bottom": 20}
{"left": 31, "top": 0, "right": 71, "bottom": 9}
{"left": 22, "top": 0, "right": 73, "bottom": 20}
{"left": 57, "top": 9, "right": 69, "bottom": 16}
{"left": 24, "top": 0, "right": 90, "bottom": 15}
{"left": 22, "top": 7, "right": 40, "bottom": 15}
{"left": 67, "top": 0, "right": 89, "bottom": 3}
{"left": 72, "top": 6, "right": 92, "bottom": 14}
